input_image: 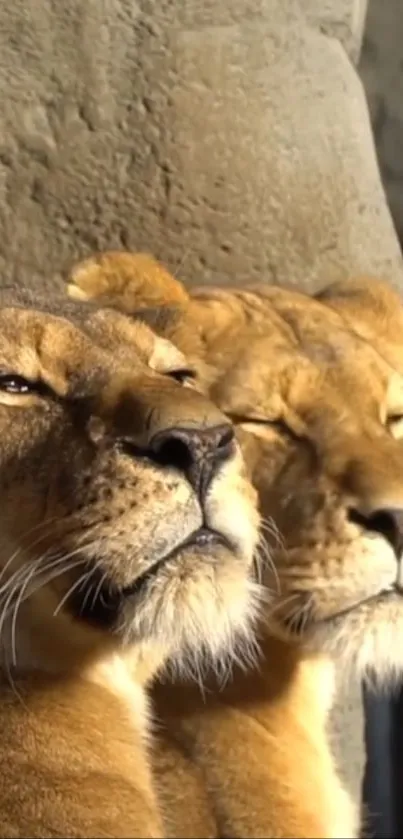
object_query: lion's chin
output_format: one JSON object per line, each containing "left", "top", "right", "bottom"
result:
{"left": 117, "top": 551, "right": 265, "bottom": 682}
{"left": 64, "top": 535, "right": 265, "bottom": 682}
{"left": 299, "top": 591, "right": 403, "bottom": 689}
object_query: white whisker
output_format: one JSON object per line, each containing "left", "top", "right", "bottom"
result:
{"left": 11, "top": 560, "right": 42, "bottom": 666}
{"left": 53, "top": 568, "right": 94, "bottom": 617}
{"left": 255, "top": 533, "right": 281, "bottom": 595}
{"left": 0, "top": 516, "right": 69, "bottom": 590}
{"left": 0, "top": 553, "right": 96, "bottom": 662}
{"left": 90, "top": 568, "right": 110, "bottom": 611}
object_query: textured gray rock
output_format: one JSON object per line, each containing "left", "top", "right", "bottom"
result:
{"left": 360, "top": 0, "right": 403, "bottom": 245}
{"left": 305, "top": 0, "right": 368, "bottom": 62}
{"left": 0, "top": 0, "right": 400, "bottom": 298}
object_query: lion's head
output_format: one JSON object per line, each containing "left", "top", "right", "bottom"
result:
{"left": 68, "top": 252, "right": 403, "bottom": 686}
{"left": 0, "top": 285, "right": 260, "bottom": 682}
{"left": 220, "top": 284, "right": 403, "bottom": 685}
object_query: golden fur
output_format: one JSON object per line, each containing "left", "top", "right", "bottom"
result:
{"left": 68, "top": 251, "right": 403, "bottom": 838}
{"left": 0, "top": 284, "right": 261, "bottom": 837}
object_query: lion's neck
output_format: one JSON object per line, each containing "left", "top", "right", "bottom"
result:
{"left": 255, "top": 635, "right": 359, "bottom": 838}
{"left": 0, "top": 602, "right": 168, "bottom": 692}
{"left": 262, "top": 635, "right": 337, "bottom": 731}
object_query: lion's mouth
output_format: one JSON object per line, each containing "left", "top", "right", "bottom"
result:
{"left": 323, "top": 586, "right": 403, "bottom": 622}
{"left": 304, "top": 584, "right": 403, "bottom": 632}
{"left": 281, "top": 584, "right": 403, "bottom": 637}
{"left": 68, "top": 527, "right": 231, "bottom": 629}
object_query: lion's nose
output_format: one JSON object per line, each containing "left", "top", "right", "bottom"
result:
{"left": 150, "top": 423, "right": 235, "bottom": 499}
{"left": 349, "top": 506, "right": 403, "bottom": 557}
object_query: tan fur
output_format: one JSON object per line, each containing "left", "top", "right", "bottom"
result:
{"left": 69, "top": 252, "right": 403, "bottom": 838}
{"left": 0, "top": 285, "right": 260, "bottom": 837}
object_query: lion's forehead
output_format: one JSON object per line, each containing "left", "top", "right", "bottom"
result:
{"left": 0, "top": 300, "right": 193, "bottom": 399}
{"left": 0, "top": 304, "right": 164, "bottom": 391}
{"left": 204, "top": 287, "right": 398, "bottom": 401}
{"left": 0, "top": 309, "right": 102, "bottom": 395}
{"left": 215, "top": 334, "right": 395, "bottom": 427}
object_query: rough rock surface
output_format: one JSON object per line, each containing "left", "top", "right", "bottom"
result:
{"left": 0, "top": 0, "right": 400, "bottom": 298}
{"left": 360, "top": 0, "right": 403, "bottom": 246}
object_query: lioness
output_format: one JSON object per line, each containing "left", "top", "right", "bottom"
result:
{"left": 68, "top": 253, "right": 403, "bottom": 838}
{"left": 0, "top": 285, "right": 261, "bottom": 837}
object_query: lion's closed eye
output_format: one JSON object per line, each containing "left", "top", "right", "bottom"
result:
{"left": 164, "top": 367, "right": 197, "bottom": 386}
{"left": 387, "top": 414, "right": 403, "bottom": 440}
{"left": 227, "top": 412, "right": 301, "bottom": 442}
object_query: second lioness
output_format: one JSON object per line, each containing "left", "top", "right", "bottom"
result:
{"left": 69, "top": 254, "right": 403, "bottom": 838}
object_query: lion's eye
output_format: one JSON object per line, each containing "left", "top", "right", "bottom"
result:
{"left": 0, "top": 375, "right": 34, "bottom": 394}
{"left": 388, "top": 415, "right": 403, "bottom": 440}
{"left": 166, "top": 368, "right": 196, "bottom": 385}
{"left": 0, "top": 374, "right": 52, "bottom": 398}
{"left": 228, "top": 413, "right": 292, "bottom": 434}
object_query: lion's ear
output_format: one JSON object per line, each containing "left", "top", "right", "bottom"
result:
{"left": 67, "top": 251, "right": 190, "bottom": 313}
{"left": 317, "top": 276, "right": 401, "bottom": 311}
{"left": 316, "top": 276, "right": 403, "bottom": 344}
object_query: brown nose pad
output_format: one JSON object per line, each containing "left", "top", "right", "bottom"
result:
{"left": 349, "top": 506, "right": 403, "bottom": 557}
{"left": 150, "top": 424, "right": 235, "bottom": 498}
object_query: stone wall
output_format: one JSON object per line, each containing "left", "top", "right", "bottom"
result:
{"left": 360, "top": 0, "right": 403, "bottom": 245}
{"left": 0, "top": 0, "right": 401, "bottom": 297}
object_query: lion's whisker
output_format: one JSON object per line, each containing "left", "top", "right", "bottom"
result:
{"left": 0, "top": 517, "right": 73, "bottom": 590}
{"left": 259, "top": 516, "right": 284, "bottom": 549}
{"left": 0, "top": 546, "right": 105, "bottom": 662}
{"left": 268, "top": 592, "right": 302, "bottom": 620}
{"left": 255, "top": 534, "right": 281, "bottom": 595}
{"left": 9, "top": 554, "right": 86, "bottom": 667}
{"left": 11, "top": 559, "right": 45, "bottom": 667}
{"left": 53, "top": 568, "right": 96, "bottom": 617}
{"left": 0, "top": 556, "right": 87, "bottom": 646}
{"left": 284, "top": 593, "right": 315, "bottom": 636}
{"left": 90, "top": 567, "right": 110, "bottom": 611}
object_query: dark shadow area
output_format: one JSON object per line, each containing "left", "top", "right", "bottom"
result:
{"left": 363, "top": 684, "right": 403, "bottom": 838}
